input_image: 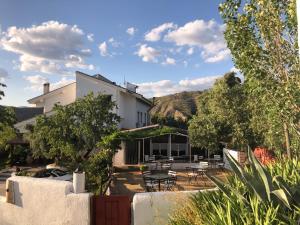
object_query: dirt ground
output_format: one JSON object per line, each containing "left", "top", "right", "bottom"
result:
{"left": 109, "top": 166, "right": 230, "bottom": 200}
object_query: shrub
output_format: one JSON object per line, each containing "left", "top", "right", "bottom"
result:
{"left": 139, "top": 164, "right": 148, "bottom": 172}
{"left": 169, "top": 150, "right": 300, "bottom": 225}
{"left": 85, "top": 149, "right": 113, "bottom": 195}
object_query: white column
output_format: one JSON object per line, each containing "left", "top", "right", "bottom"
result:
{"left": 150, "top": 138, "right": 153, "bottom": 156}
{"left": 143, "top": 139, "right": 145, "bottom": 163}
{"left": 168, "top": 134, "right": 172, "bottom": 157}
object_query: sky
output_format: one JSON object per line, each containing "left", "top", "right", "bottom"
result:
{"left": 0, "top": 0, "right": 236, "bottom": 106}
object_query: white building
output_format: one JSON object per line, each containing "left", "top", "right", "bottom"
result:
{"left": 15, "top": 71, "right": 152, "bottom": 132}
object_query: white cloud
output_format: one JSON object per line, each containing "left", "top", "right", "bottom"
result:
{"left": 230, "top": 67, "right": 240, "bottom": 73}
{"left": 0, "top": 21, "right": 94, "bottom": 74}
{"left": 183, "top": 60, "right": 188, "bottom": 67}
{"left": 126, "top": 27, "right": 137, "bottom": 36}
{"left": 137, "top": 75, "right": 220, "bottom": 97}
{"left": 24, "top": 75, "right": 74, "bottom": 92}
{"left": 108, "top": 37, "right": 120, "bottom": 47}
{"left": 24, "top": 75, "right": 48, "bottom": 91}
{"left": 0, "top": 68, "right": 9, "bottom": 82}
{"left": 187, "top": 47, "right": 194, "bottom": 55}
{"left": 203, "top": 49, "right": 231, "bottom": 63}
{"left": 164, "top": 19, "right": 230, "bottom": 63}
{"left": 145, "top": 22, "right": 176, "bottom": 42}
{"left": 162, "top": 57, "right": 176, "bottom": 65}
{"left": 99, "top": 41, "right": 108, "bottom": 56}
{"left": 51, "top": 77, "right": 75, "bottom": 90}
{"left": 87, "top": 33, "right": 94, "bottom": 42}
{"left": 136, "top": 44, "right": 160, "bottom": 62}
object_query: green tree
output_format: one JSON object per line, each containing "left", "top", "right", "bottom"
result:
{"left": 189, "top": 72, "right": 252, "bottom": 152}
{"left": 219, "top": 0, "right": 300, "bottom": 156}
{"left": 0, "top": 106, "right": 16, "bottom": 150}
{"left": 0, "top": 82, "right": 6, "bottom": 100}
{"left": 27, "top": 93, "right": 120, "bottom": 169}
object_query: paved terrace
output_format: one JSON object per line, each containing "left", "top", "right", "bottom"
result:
{"left": 109, "top": 166, "right": 231, "bottom": 200}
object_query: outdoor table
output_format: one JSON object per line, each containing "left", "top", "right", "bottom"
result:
{"left": 145, "top": 173, "right": 172, "bottom": 191}
{"left": 190, "top": 165, "right": 208, "bottom": 173}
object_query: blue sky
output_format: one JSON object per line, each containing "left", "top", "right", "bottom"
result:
{"left": 0, "top": 0, "right": 235, "bottom": 106}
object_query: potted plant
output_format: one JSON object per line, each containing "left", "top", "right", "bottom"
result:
{"left": 139, "top": 164, "right": 148, "bottom": 172}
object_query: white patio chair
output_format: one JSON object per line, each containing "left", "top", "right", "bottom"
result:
{"left": 185, "top": 167, "right": 198, "bottom": 183}
{"left": 198, "top": 155, "right": 204, "bottom": 160}
{"left": 164, "top": 176, "right": 176, "bottom": 191}
{"left": 162, "top": 163, "right": 171, "bottom": 170}
{"left": 194, "top": 155, "right": 198, "bottom": 162}
{"left": 144, "top": 177, "right": 158, "bottom": 192}
{"left": 214, "top": 155, "right": 221, "bottom": 160}
{"left": 168, "top": 170, "right": 177, "bottom": 181}
{"left": 149, "top": 156, "right": 155, "bottom": 161}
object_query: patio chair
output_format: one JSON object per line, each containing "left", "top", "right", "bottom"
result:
{"left": 199, "top": 161, "right": 209, "bottom": 169}
{"left": 168, "top": 170, "right": 177, "bottom": 181}
{"left": 193, "top": 155, "right": 198, "bottom": 162}
{"left": 163, "top": 176, "right": 176, "bottom": 191}
{"left": 142, "top": 170, "right": 151, "bottom": 176}
{"left": 198, "top": 156, "right": 204, "bottom": 160}
{"left": 149, "top": 156, "right": 155, "bottom": 161}
{"left": 185, "top": 167, "right": 198, "bottom": 184}
{"left": 149, "top": 162, "right": 158, "bottom": 171}
{"left": 161, "top": 163, "right": 171, "bottom": 170}
{"left": 168, "top": 157, "right": 174, "bottom": 162}
{"left": 213, "top": 155, "right": 221, "bottom": 160}
{"left": 144, "top": 177, "right": 158, "bottom": 192}
{"left": 216, "top": 162, "right": 225, "bottom": 172}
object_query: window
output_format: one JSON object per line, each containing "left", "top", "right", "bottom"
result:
{"left": 137, "top": 112, "right": 139, "bottom": 124}
{"left": 144, "top": 113, "right": 146, "bottom": 124}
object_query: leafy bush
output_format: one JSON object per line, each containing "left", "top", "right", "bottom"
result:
{"left": 169, "top": 150, "right": 300, "bottom": 225}
{"left": 85, "top": 149, "right": 113, "bottom": 195}
{"left": 139, "top": 164, "right": 148, "bottom": 172}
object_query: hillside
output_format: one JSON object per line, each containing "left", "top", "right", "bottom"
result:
{"left": 149, "top": 91, "right": 202, "bottom": 121}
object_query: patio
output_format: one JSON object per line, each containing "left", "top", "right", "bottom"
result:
{"left": 109, "top": 165, "right": 230, "bottom": 200}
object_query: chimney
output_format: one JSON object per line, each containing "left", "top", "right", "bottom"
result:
{"left": 43, "top": 83, "right": 50, "bottom": 94}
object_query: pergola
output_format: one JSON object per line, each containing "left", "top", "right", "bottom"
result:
{"left": 121, "top": 125, "right": 192, "bottom": 164}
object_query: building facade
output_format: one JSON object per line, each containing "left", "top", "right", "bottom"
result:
{"left": 15, "top": 71, "right": 152, "bottom": 132}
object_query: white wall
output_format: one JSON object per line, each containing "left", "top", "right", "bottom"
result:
{"left": 132, "top": 189, "right": 215, "bottom": 225}
{"left": 76, "top": 72, "right": 118, "bottom": 111}
{"left": 136, "top": 99, "right": 150, "bottom": 127}
{"left": 41, "top": 83, "right": 76, "bottom": 113}
{"left": 223, "top": 148, "right": 239, "bottom": 170}
{"left": 118, "top": 91, "right": 137, "bottom": 129}
{"left": 0, "top": 176, "right": 91, "bottom": 225}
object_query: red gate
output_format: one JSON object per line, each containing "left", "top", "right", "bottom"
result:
{"left": 93, "top": 195, "right": 131, "bottom": 225}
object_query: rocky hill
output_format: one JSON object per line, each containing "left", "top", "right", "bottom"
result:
{"left": 149, "top": 91, "right": 202, "bottom": 121}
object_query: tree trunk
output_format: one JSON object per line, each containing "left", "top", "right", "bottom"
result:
{"left": 283, "top": 123, "right": 291, "bottom": 158}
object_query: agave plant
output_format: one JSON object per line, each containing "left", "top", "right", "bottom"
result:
{"left": 207, "top": 148, "right": 300, "bottom": 211}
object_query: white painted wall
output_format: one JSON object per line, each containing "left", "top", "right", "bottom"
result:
{"left": 118, "top": 91, "right": 137, "bottom": 129}
{"left": 132, "top": 189, "right": 215, "bottom": 225}
{"left": 223, "top": 148, "right": 239, "bottom": 170}
{"left": 35, "top": 83, "right": 76, "bottom": 113}
{"left": 0, "top": 176, "right": 91, "bottom": 225}
{"left": 76, "top": 72, "right": 118, "bottom": 112}
{"left": 136, "top": 99, "right": 150, "bottom": 127}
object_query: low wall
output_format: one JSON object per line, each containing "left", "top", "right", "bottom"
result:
{"left": 132, "top": 189, "right": 215, "bottom": 225}
{"left": 0, "top": 176, "right": 91, "bottom": 225}
{"left": 223, "top": 148, "right": 247, "bottom": 169}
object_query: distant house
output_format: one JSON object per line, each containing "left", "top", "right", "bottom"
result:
{"left": 15, "top": 71, "right": 152, "bottom": 133}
